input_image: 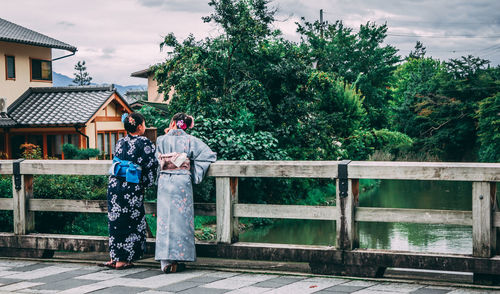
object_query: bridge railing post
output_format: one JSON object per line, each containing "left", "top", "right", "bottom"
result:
{"left": 472, "top": 181, "right": 497, "bottom": 257}
{"left": 336, "top": 160, "right": 359, "bottom": 250}
{"left": 12, "top": 160, "right": 34, "bottom": 235}
{"left": 216, "top": 177, "right": 239, "bottom": 244}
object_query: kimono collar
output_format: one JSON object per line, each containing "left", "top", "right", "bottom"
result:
{"left": 167, "top": 129, "right": 187, "bottom": 136}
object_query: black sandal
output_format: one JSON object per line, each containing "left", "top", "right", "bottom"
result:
{"left": 115, "top": 263, "right": 134, "bottom": 270}
{"left": 98, "top": 261, "right": 116, "bottom": 269}
{"left": 162, "top": 262, "right": 185, "bottom": 274}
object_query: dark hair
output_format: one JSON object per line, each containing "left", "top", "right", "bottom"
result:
{"left": 123, "top": 112, "right": 145, "bottom": 133}
{"left": 172, "top": 112, "right": 193, "bottom": 129}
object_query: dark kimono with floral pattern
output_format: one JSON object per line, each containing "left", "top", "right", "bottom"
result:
{"left": 107, "top": 134, "right": 158, "bottom": 262}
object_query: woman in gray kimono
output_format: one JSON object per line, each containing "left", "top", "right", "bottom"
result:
{"left": 155, "top": 113, "right": 216, "bottom": 273}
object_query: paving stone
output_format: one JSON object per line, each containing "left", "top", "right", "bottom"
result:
{"left": 184, "top": 275, "right": 224, "bottom": 284}
{"left": 203, "top": 274, "right": 274, "bottom": 290}
{"left": 350, "top": 290, "right": 400, "bottom": 294}
{"left": 9, "top": 263, "right": 50, "bottom": 272}
{"left": 138, "top": 291, "right": 175, "bottom": 294}
{"left": 252, "top": 276, "right": 306, "bottom": 288}
{"left": 0, "top": 261, "right": 37, "bottom": 268}
{"left": 2, "top": 266, "right": 77, "bottom": 280}
{"left": 156, "top": 280, "right": 204, "bottom": 292}
{"left": 340, "top": 281, "right": 379, "bottom": 287}
{"left": 365, "top": 282, "right": 424, "bottom": 293}
{"left": 264, "top": 279, "right": 348, "bottom": 294}
{"left": 410, "top": 287, "right": 452, "bottom": 294}
{"left": 0, "top": 277, "right": 23, "bottom": 285}
{"left": 323, "top": 284, "right": 368, "bottom": 293}
{"left": 89, "top": 285, "right": 150, "bottom": 294}
{"left": 224, "top": 286, "right": 273, "bottom": 293}
{"left": 18, "top": 289, "right": 58, "bottom": 293}
{"left": 75, "top": 267, "right": 148, "bottom": 281}
{"left": 178, "top": 287, "right": 229, "bottom": 294}
{"left": 30, "top": 269, "right": 99, "bottom": 283}
{"left": 230, "top": 274, "right": 278, "bottom": 282}
{"left": 0, "top": 281, "right": 44, "bottom": 291}
{"left": 123, "top": 269, "right": 165, "bottom": 279}
{"left": 32, "top": 278, "right": 98, "bottom": 291}
{"left": 204, "top": 272, "right": 241, "bottom": 278}
{"left": 101, "top": 270, "right": 210, "bottom": 289}
{"left": 447, "top": 289, "right": 497, "bottom": 294}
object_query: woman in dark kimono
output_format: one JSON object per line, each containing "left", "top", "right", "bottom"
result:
{"left": 155, "top": 113, "right": 216, "bottom": 273}
{"left": 101, "top": 112, "right": 158, "bottom": 270}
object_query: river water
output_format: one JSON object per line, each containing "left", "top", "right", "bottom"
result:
{"left": 239, "top": 180, "right": 475, "bottom": 254}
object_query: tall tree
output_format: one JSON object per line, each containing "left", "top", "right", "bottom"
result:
{"left": 73, "top": 60, "right": 92, "bottom": 86}
{"left": 407, "top": 41, "right": 426, "bottom": 60}
{"left": 296, "top": 19, "right": 400, "bottom": 128}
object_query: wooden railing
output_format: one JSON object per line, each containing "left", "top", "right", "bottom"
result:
{"left": 0, "top": 160, "right": 499, "bottom": 284}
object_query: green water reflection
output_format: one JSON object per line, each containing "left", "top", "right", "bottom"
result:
{"left": 239, "top": 180, "right": 474, "bottom": 254}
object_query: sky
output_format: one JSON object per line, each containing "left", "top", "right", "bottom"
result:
{"left": 3, "top": 0, "right": 500, "bottom": 85}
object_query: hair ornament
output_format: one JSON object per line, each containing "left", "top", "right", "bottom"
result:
{"left": 128, "top": 116, "right": 136, "bottom": 126}
{"left": 121, "top": 113, "right": 129, "bottom": 123}
{"left": 176, "top": 120, "right": 187, "bottom": 130}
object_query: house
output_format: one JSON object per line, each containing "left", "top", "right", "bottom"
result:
{"left": 0, "top": 17, "right": 77, "bottom": 107}
{"left": 130, "top": 67, "right": 175, "bottom": 105}
{"left": 0, "top": 18, "right": 140, "bottom": 159}
{"left": 3, "top": 85, "right": 132, "bottom": 159}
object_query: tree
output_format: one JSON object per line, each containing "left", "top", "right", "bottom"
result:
{"left": 296, "top": 19, "right": 400, "bottom": 128}
{"left": 477, "top": 92, "right": 500, "bottom": 162}
{"left": 73, "top": 61, "right": 92, "bottom": 86}
{"left": 407, "top": 41, "right": 426, "bottom": 60}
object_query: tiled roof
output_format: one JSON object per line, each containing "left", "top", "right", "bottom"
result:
{"left": 130, "top": 68, "right": 150, "bottom": 78}
{"left": 0, "top": 113, "right": 17, "bottom": 127}
{"left": 7, "top": 86, "right": 125, "bottom": 126}
{"left": 0, "top": 18, "right": 77, "bottom": 52}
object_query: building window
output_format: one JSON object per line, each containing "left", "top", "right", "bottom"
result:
{"left": 97, "top": 131, "right": 125, "bottom": 159}
{"left": 31, "top": 58, "right": 52, "bottom": 81}
{"left": 5, "top": 55, "right": 15, "bottom": 80}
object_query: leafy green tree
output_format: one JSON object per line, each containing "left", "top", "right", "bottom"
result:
{"left": 390, "top": 57, "right": 442, "bottom": 135}
{"left": 477, "top": 92, "right": 500, "bottom": 162}
{"left": 73, "top": 60, "right": 92, "bottom": 86}
{"left": 296, "top": 19, "right": 400, "bottom": 128}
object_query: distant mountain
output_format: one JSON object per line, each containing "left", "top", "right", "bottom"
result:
{"left": 53, "top": 72, "right": 146, "bottom": 96}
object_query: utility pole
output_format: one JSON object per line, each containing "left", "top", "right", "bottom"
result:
{"left": 320, "top": 9, "right": 324, "bottom": 39}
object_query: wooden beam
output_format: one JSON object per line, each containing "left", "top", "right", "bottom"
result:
{"left": 0, "top": 160, "right": 15, "bottom": 174}
{"left": 356, "top": 207, "right": 473, "bottom": 226}
{"left": 348, "top": 161, "right": 500, "bottom": 181}
{"left": 494, "top": 212, "right": 500, "bottom": 228}
{"left": 28, "top": 199, "right": 107, "bottom": 213}
{"left": 208, "top": 161, "right": 339, "bottom": 178}
{"left": 472, "top": 182, "right": 497, "bottom": 257}
{"left": 20, "top": 160, "right": 111, "bottom": 175}
{"left": 234, "top": 204, "right": 337, "bottom": 220}
{"left": 26, "top": 199, "right": 216, "bottom": 216}
{"left": 336, "top": 179, "right": 358, "bottom": 250}
{"left": 0, "top": 198, "right": 13, "bottom": 210}
{"left": 216, "top": 177, "right": 238, "bottom": 243}
{"left": 12, "top": 175, "right": 34, "bottom": 234}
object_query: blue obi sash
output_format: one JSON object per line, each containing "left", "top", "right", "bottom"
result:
{"left": 109, "top": 157, "right": 142, "bottom": 184}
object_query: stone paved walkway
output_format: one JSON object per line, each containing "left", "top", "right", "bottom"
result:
{"left": 0, "top": 259, "right": 499, "bottom": 294}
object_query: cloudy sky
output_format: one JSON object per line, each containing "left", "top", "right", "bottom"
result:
{"left": 4, "top": 0, "right": 500, "bottom": 85}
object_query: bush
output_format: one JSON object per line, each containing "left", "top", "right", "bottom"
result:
{"left": 63, "top": 144, "right": 100, "bottom": 159}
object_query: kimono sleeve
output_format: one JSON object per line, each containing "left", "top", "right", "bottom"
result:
{"left": 189, "top": 136, "right": 217, "bottom": 184}
{"left": 140, "top": 138, "right": 158, "bottom": 187}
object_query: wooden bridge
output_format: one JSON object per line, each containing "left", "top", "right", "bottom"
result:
{"left": 0, "top": 160, "right": 499, "bottom": 285}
